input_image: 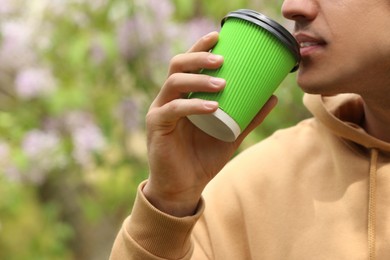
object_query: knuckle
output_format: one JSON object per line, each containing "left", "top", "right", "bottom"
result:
{"left": 166, "top": 100, "right": 180, "bottom": 112}
{"left": 169, "top": 54, "right": 184, "bottom": 67}
{"left": 165, "top": 73, "right": 179, "bottom": 88}
{"left": 145, "top": 109, "right": 156, "bottom": 125}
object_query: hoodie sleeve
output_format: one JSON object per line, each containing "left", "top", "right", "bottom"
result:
{"left": 109, "top": 181, "right": 205, "bottom": 260}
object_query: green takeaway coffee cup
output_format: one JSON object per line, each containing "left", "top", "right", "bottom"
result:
{"left": 187, "top": 9, "right": 300, "bottom": 142}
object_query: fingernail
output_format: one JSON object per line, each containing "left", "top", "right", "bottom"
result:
{"left": 208, "top": 54, "right": 223, "bottom": 63}
{"left": 203, "top": 100, "right": 218, "bottom": 110}
{"left": 204, "top": 31, "right": 217, "bottom": 39}
{"left": 209, "top": 77, "right": 226, "bottom": 87}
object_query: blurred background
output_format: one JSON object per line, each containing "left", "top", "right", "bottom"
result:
{"left": 0, "top": 0, "right": 309, "bottom": 259}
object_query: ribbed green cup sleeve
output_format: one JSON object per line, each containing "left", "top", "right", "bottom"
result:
{"left": 190, "top": 18, "right": 296, "bottom": 131}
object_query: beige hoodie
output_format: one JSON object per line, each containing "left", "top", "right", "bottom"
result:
{"left": 110, "top": 94, "right": 390, "bottom": 260}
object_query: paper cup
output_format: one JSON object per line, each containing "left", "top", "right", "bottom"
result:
{"left": 187, "top": 9, "right": 300, "bottom": 142}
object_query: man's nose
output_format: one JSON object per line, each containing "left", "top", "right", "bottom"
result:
{"left": 281, "top": 0, "right": 318, "bottom": 22}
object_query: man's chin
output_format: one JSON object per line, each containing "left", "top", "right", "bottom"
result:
{"left": 297, "top": 75, "right": 339, "bottom": 96}
{"left": 300, "top": 87, "right": 340, "bottom": 97}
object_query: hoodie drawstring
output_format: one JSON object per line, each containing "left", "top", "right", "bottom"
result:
{"left": 368, "top": 148, "right": 379, "bottom": 260}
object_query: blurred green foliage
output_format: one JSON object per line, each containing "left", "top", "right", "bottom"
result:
{"left": 0, "top": 0, "right": 309, "bottom": 259}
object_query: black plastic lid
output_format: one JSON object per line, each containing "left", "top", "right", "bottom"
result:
{"left": 222, "top": 9, "right": 300, "bottom": 72}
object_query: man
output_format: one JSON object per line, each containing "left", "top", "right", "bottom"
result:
{"left": 110, "top": 0, "right": 390, "bottom": 259}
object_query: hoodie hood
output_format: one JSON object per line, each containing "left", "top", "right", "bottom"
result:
{"left": 304, "top": 93, "right": 390, "bottom": 260}
{"left": 303, "top": 93, "right": 390, "bottom": 153}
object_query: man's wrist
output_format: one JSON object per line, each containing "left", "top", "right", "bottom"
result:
{"left": 142, "top": 182, "right": 202, "bottom": 217}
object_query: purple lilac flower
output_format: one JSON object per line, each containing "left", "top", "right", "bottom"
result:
{"left": 42, "top": 116, "right": 63, "bottom": 133}
{"left": 116, "top": 13, "right": 156, "bottom": 60}
{"left": 116, "top": 98, "right": 141, "bottom": 133}
{"left": 148, "top": 24, "right": 180, "bottom": 65}
{"left": 3, "top": 167, "right": 23, "bottom": 183}
{"left": 71, "top": 123, "right": 106, "bottom": 167}
{"left": 0, "top": 0, "right": 14, "bottom": 15}
{"left": 116, "top": 19, "right": 137, "bottom": 60}
{"left": 64, "top": 111, "right": 93, "bottom": 130}
{"left": 116, "top": 0, "right": 176, "bottom": 62}
{"left": 22, "top": 130, "right": 59, "bottom": 157}
{"left": 143, "top": 0, "right": 174, "bottom": 23}
{"left": 85, "top": 0, "right": 108, "bottom": 11}
{"left": 15, "top": 67, "right": 57, "bottom": 100}
{"left": 89, "top": 38, "right": 106, "bottom": 65}
{"left": 182, "top": 17, "right": 218, "bottom": 49}
{"left": 0, "top": 21, "right": 35, "bottom": 70}
{"left": 64, "top": 111, "right": 106, "bottom": 167}
{"left": 21, "top": 129, "right": 65, "bottom": 184}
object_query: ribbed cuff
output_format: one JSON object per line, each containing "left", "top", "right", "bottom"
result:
{"left": 126, "top": 181, "right": 205, "bottom": 259}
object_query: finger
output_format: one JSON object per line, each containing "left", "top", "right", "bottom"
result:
{"left": 187, "top": 31, "right": 219, "bottom": 53}
{"left": 168, "top": 52, "right": 224, "bottom": 75}
{"left": 151, "top": 74, "right": 226, "bottom": 108}
{"left": 235, "top": 95, "right": 278, "bottom": 144}
{"left": 166, "top": 31, "right": 221, "bottom": 75}
{"left": 147, "top": 98, "right": 219, "bottom": 130}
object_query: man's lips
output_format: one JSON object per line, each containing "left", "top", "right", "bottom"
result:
{"left": 294, "top": 32, "right": 327, "bottom": 57}
{"left": 299, "top": 42, "right": 322, "bottom": 48}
